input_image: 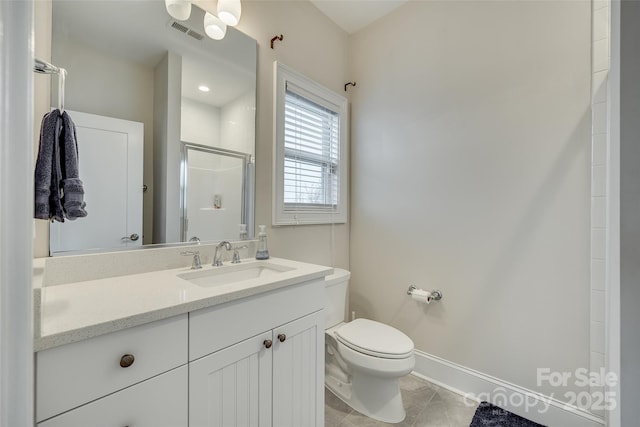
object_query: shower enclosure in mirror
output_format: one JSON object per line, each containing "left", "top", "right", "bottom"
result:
{"left": 48, "top": 0, "right": 256, "bottom": 255}
{"left": 181, "top": 143, "right": 253, "bottom": 243}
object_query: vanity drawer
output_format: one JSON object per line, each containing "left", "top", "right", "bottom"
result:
{"left": 36, "top": 314, "right": 188, "bottom": 422}
{"left": 189, "top": 279, "right": 324, "bottom": 360}
{"left": 38, "top": 365, "right": 187, "bottom": 427}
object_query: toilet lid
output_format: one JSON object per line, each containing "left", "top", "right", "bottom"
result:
{"left": 335, "top": 319, "right": 414, "bottom": 359}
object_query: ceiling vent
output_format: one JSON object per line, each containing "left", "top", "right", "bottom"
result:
{"left": 171, "top": 21, "right": 189, "bottom": 34}
{"left": 169, "top": 20, "right": 204, "bottom": 41}
{"left": 187, "top": 29, "right": 204, "bottom": 40}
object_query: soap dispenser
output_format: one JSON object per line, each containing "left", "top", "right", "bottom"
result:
{"left": 255, "top": 225, "right": 270, "bottom": 260}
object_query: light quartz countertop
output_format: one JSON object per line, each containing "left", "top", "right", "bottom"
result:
{"left": 34, "top": 257, "right": 332, "bottom": 352}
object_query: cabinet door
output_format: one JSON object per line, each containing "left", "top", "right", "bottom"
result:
{"left": 189, "top": 331, "right": 273, "bottom": 427}
{"left": 272, "top": 310, "right": 324, "bottom": 427}
{"left": 38, "top": 366, "right": 187, "bottom": 427}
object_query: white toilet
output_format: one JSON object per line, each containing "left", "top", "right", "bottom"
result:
{"left": 325, "top": 269, "right": 415, "bottom": 423}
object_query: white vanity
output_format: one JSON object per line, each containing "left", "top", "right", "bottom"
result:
{"left": 34, "top": 252, "right": 331, "bottom": 427}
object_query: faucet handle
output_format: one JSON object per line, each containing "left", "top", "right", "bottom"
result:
{"left": 180, "top": 250, "right": 202, "bottom": 270}
{"left": 232, "top": 245, "right": 249, "bottom": 264}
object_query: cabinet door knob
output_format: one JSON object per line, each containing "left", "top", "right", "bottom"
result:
{"left": 263, "top": 339, "right": 272, "bottom": 349}
{"left": 277, "top": 334, "right": 286, "bottom": 343}
{"left": 119, "top": 354, "right": 135, "bottom": 368}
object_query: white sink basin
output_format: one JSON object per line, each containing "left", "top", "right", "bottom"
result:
{"left": 177, "top": 261, "right": 294, "bottom": 288}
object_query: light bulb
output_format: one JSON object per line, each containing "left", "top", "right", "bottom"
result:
{"left": 165, "top": 0, "right": 191, "bottom": 21}
{"left": 204, "top": 12, "right": 227, "bottom": 40}
{"left": 217, "top": 0, "right": 241, "bottom": 26}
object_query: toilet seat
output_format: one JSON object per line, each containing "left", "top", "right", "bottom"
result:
{"left": 334, "top": 319, "right": 414, "bottom": 359}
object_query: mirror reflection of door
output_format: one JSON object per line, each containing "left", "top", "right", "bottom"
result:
{"left": 49, "top": 111, "right": 143, "bottom": 255}
{"left": 181, "top": 143, "right": 252, "bottom": 242}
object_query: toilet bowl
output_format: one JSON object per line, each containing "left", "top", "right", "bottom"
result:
{"left": 325, "top": 269, "right": 415, "bottom": 423}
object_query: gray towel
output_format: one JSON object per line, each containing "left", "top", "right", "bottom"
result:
{"left": 59, "top": 111, "right": 87, "bottom": 220}
{"left": 34, "top": 110, "right": 64, "bottom": 221}
{"left": 34, "top": 110, "right": 87, "bottom": 221}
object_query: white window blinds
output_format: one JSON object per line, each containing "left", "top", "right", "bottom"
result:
{"left": 284, "top": 84, "right": 340, "bottom": 210}
{"left": 273, "top": 61, "right": 348, "bottom": 225}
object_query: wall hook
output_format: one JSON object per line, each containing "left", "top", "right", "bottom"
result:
{"left": 270, "top": 34, "right": 284, "bottom": 49}
{"left": 344, "top": 81, "right": 356, "bottom": 92}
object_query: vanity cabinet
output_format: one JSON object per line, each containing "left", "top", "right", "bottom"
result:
{"left": 36, "top": 276, "right": 326, "bottom": 427}
{"left": 189, "top": 311, "right": 324, "bottom": 427}
{"left": 188, "top": 280, "right": 325, "bottom": 427}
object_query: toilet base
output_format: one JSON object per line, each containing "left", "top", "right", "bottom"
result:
{"left": 326, "top": 370, "right": 406, "bottom": 423}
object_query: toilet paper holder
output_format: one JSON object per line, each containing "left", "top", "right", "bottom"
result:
{"left": 407, "top": 285, "right": 443, "bottom": 301}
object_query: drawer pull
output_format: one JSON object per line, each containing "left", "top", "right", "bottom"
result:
{"left": 119, "top": 354, "right": 135, "bottom": 368}
{"left": 263, "top": 340, "right": 272, "bottom": 349}
{"left": 277, "top": 334, "right": 286, "bottom": 343}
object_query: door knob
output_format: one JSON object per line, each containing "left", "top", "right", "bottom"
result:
{"left": 277, "top": 334, "right": 286, "bottom": 343}
{"left": 263, "top": 339, "right": 272, "bottom": 349}
{"left": 121, "top": 234, "right": 139, "bottom": 242}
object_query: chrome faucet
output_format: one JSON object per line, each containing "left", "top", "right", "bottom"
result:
{"left": 212, "top": 241, "right": 232, "bottom": 266}
{"left": 180, "top": 250, "right": 202, "bottom": 270}
{"left": 232, "top": 245, "right": 249, "bottom": 264}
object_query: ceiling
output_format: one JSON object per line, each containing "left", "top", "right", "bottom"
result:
{"left": 309, "top": 0, "right": 409, "bottom": 34}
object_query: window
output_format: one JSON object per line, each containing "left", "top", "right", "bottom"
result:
{"left": 273, "top": 62, "right": 348, "bottom": 225}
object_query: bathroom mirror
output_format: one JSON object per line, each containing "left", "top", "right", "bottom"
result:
{"left": 48, "top": 0, "right": 256, "bottom": 255}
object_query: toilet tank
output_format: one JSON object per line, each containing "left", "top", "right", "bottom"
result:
{"left": 325, "top": 268, "right": 351, "bottom": 329}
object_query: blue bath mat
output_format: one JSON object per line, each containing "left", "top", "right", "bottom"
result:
{"left": 469, "top": 402, "right": 546, "bottom": 427}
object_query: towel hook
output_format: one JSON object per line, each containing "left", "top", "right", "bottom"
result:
{"left": 344, "top": 81, "right": 356, "bottom": 92}
{"left": 58, "top": 68, "right": 67, "bottom": 113}
{"left": 270, "top": 34, "right": 284, "bottom": 49}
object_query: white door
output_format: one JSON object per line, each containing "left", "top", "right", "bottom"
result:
{"left": 272, "top": 311, "right": 324, "bottom": 427}
{"left": 49, "top": 110, "right": 143, "bottom": 255}
{"left": 189, "top": 331, "right": 273, "bottom": 427}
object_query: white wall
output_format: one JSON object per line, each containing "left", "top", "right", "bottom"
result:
{"left": 182, "top": 91, "right": 256, "bottom": 156}
{"left": 221, "top": 91, "right": 256, "bottom": 156}
{"left": 208, "top": 0, "right": 351, "bottom": 268}
{"left": 349, "top": 0, "right": 591, "bottom": 399}
{"left": 152, "top": 52, "right": 182, "bottom": 244}
{"left": 180, "top": 90, "right": 256, "bottom": 154}
{"left": 181, "top": 97, "right": 222, "bottom": 147}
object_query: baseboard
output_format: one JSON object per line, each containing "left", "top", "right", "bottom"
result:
{"left": 412, "top": 350, "right": 605, "bottom": 427}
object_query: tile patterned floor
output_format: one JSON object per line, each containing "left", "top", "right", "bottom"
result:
{"left": 325, "top": 374, "right": 479, "bottom": 427}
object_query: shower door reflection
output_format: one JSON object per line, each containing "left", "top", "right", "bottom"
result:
{"left": 181, "top": 142, "right": 253, "bottom": 243}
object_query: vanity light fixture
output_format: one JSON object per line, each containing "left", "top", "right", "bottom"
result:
{"left": 204, "top": 12, "right": 227, "bottom": 40}
{"left": 198, "top": 85, "right": 210, "bottom": 92}
{"left": 165, "top": 0, "right": 192, "bottom": 21}
{"left": 217, "top": 0, "right": 241, "bottom": 26}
